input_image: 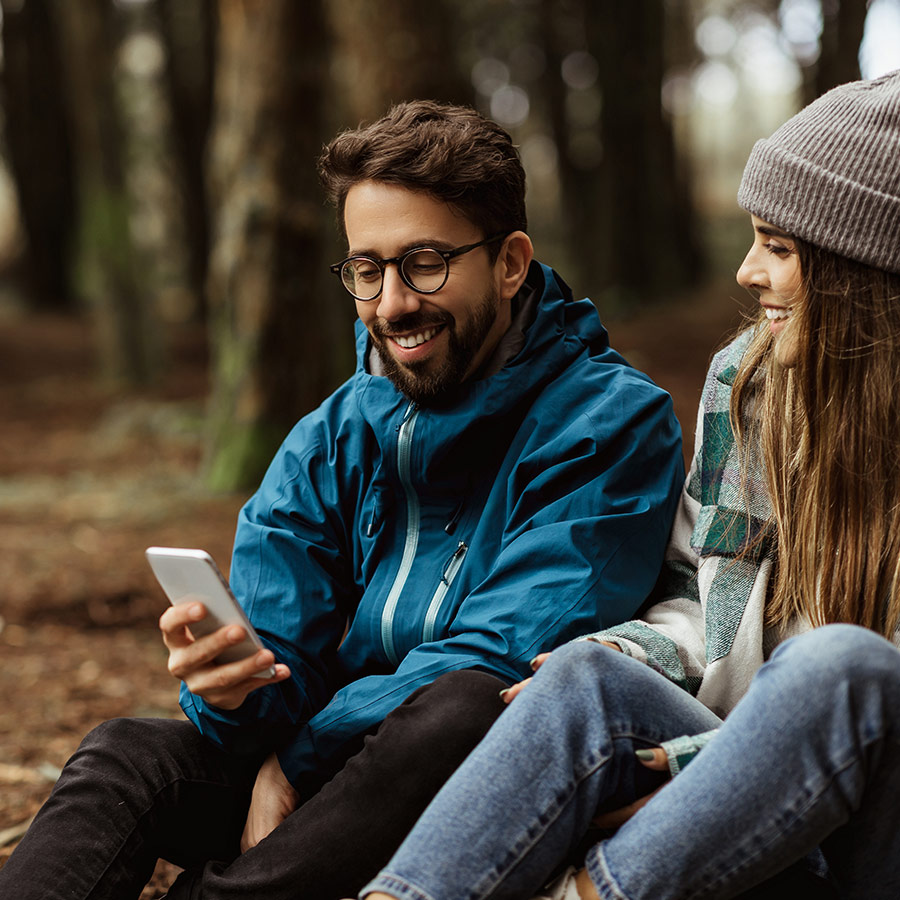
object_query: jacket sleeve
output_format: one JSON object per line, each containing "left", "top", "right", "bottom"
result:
{"left": 659, "top": 728, "right": 719, "bottom": 774}
{"left": 178, "top": 416, "right": 359, "bottom": 756}
{"left": 275, "top": 384, "right": 686, "bottom": 787}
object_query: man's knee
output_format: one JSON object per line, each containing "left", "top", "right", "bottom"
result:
{"left": 408, "top": 669, "right": 507, "bottom": 738}
{"left": 372, "top": 670, "right": 506, "bottom": 767}
{"left": 74, "top": 717, "right": 206, "bottom": 783}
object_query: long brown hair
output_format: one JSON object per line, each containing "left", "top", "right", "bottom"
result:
{"left": 731, "top": 241, "right": 900, "bottom": 636}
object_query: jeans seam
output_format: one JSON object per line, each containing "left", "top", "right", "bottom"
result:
{"left": 588, "top": 843, "right": 630, "bottom": 900}
{"left": 683, "top": 751, "right": 867, "bottom": 899}
{"left": 470, "top": 750, "right": 609, "bottom": 898}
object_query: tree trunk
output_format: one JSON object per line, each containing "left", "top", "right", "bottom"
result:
{"left": 0, "top": 0, "right": 75, "bottom": 309}
{"left": 157, "top": 0, "right": 217, "bottom": 314}
{"left": 115, "top": 0, "right": 200, "bottom": 326}
{"left": 54, "top": 0, "right": 158, "bottom": 384}
{"left": 327, "top": 0, "right": 472, "bottom": 124}
{"left": 815, "top": 0, "right": 867, "bottom": 99}
{"left": 590, "top": 0, "right": 701, "bottom": 311}
{"left": 204, "top": 0, "right": 337, "bottom": 491}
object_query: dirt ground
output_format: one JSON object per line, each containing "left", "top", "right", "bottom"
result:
{"left": 0, "top": 282, "right": 747, "bottom": 896}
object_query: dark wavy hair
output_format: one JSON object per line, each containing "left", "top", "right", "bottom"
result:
{"left": 318, "top": 100, "right": 527, "bottom": 254}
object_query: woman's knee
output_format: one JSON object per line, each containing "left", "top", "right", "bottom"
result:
{"left": 772, "top": 625, "right": 900, "bottom": 695}
{"left": 536, "top": 639, "right": 630, "bottom": 693}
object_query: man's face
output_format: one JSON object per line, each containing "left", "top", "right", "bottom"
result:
{"left": 344, "top": 180, "right": 511, "bottom": 404}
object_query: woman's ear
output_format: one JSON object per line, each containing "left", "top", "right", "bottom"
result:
{"left": 495, "top": 231, "right": 534, "bottom": 301}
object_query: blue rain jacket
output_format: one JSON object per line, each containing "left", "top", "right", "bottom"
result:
{"left": 180, "top": 262, "right": 684, "bottom": 788}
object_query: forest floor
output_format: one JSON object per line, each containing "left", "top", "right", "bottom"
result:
{"left": 0, "top": 278, "right": 749, "bottom": 896}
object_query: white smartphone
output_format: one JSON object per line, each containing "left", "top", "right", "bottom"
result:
{"left": 145, "top": 546, "right": 276, "bottom": 678}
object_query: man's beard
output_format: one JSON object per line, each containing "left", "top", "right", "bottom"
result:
{"left": 371, "top": 286, "right": 501, "bottom": 405}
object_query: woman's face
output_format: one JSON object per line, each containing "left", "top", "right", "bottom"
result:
{"left": 737, "top": 215, "right": 804, "bottom": 367}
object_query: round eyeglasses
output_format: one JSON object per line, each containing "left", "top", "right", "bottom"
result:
{"left": 329, "top": 234, "right": 508, "bottom": 301}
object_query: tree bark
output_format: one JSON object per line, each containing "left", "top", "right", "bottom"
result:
{"left": 0, "top": 0, "right": 75, "bottom": 309}
{"left": 327, "top": 0, "right": 472, "bottom": 124}
{"left": 815, "top": 0, "right": 867, "bottom": 99}
{"left": 157, "top": 0, "right": 217, "bottom": 313}
{"left": 204, "top": 0, "right": 338, "bottom": 491}
{"left": 54, "top": 0, "right": 157, "bottom": 384}
{"left": 590, "top": 0, "right": 701, "bottom": 310}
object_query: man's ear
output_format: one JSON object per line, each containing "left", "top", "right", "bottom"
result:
{"left": 495, "top": 231, "right": 534, "bottom": 301}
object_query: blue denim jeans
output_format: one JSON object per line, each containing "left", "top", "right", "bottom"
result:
{"left": 362, "top": 625, "right": 900, "bottom": 899}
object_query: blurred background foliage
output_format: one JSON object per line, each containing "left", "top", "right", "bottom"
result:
{"left": 0, "top": 0, "right": 897, "bottom": 490}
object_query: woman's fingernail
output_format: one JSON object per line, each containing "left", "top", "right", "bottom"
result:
{"left": 499, "top": 688, "right": 510, "bottom": 700}
{"left": 635, "top": 749, "right": 656, "bottom": 761}
{"left": 529, "top": 656, "right": 540, "bottom": 670}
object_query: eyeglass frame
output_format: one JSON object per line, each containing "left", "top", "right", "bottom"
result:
{"left": 329, "top": 233, "right": 509, "bottom": 301}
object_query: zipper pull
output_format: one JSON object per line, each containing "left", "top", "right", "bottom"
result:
{"left": 441, "top": 541, "right": 467, "bottom": 584}
{"left": 444, "top": 500, "right": 464, "bottom": 534}
{"left": 366, "top": 490, "right": 383, "bottom": 538}
{"left": 396, "top": 401, "right": 418, "bottom": 432}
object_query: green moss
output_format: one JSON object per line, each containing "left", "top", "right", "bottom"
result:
{"left": 204, "top": 420, "right": 284, "bottom": 493}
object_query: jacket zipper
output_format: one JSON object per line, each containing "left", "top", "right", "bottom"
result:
{"left": 422, "top": 541, "right": 468, "bottom": 643}
{"left": 381, "top": 402, "right": 420, "bottom": 665}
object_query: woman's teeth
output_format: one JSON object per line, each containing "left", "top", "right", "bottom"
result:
{"left": 394, "top": 327, "right": 439, "bottom": 349}
{"left": 764, "top": 307, "right": 791, "bottom": 320}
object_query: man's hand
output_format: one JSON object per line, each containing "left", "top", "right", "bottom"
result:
{"left": 591, "top": 746, "right": 669, "bottom": 829}
{"left": 160, "top": 601, "right": 290, "bottom": 710}
{"left": 241, "top": 752, "right": 300, "bottom": 852}
{"left": 501, "top": 642, "right": 622, "bottom": 705}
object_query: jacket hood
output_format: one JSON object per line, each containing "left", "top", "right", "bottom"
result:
{"left": 349, "top": 261, "right": 614, "bottom": 488}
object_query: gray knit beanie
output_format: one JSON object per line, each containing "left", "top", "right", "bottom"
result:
{"left": 738, "top": 68, "right": 900, "bottom": 275}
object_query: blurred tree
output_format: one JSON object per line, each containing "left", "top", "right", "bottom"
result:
{"left": 327, "top": 0, "right": 472, "bottom": 124}
{"left": 0, "top": 0, "right": 75, "bottom": 309}
{"left": 204, "top": 0, "right": 337, "bottom": 491}
{"left": 814, "top": 0, "right": 867, "bottom": 98}
{"left": 54, "top": 0, "right": 157, "bottom": 384}
{"left": 157, "top": 0, "right": 216, "bottom": 312}
{"left": 115, "top": 0, "right": 200, "bottom": 326}
{"left": 587, "top": 0, "right": 701, "bottom": 309}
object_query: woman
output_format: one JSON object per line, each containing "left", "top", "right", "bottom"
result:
{"left": 353, "top": 70, "right": 900, "bottom": 900}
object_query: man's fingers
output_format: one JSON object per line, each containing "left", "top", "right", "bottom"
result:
{"left": 184, "top": 660, "right": 289, "bottom": 711}
{"left": 166, "top": 624, "right": 250, "bottom": 679}
{"left": 159, "top": 600, "right": 209, "bottom": 648}
{"left": 175, "top": 641, "right": 274, "bottom": 686}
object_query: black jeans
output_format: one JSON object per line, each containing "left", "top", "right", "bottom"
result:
{"left": 0, "top": 669, "right": 506, "bottom": 900}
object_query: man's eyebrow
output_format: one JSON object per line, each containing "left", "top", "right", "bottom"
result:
{"left": 346, "top": 238, "right": 457, "bottom": 258}
{"left": 755, "top": 223, "right": 794, "bottom": 240}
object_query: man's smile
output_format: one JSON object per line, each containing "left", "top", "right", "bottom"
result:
{"left": 390, "top": 324, "right": 446, "bottom": 350}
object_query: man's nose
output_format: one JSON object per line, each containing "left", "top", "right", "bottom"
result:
{"left": 375, "top": 264, "right": 422, "bottom": 321}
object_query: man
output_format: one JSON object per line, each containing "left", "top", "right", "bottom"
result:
{"left": 0, "top": 101, "right": 683, "bottom": 900}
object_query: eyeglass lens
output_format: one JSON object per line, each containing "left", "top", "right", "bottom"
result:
{"left": 341, "top": 249, "right": 448, "bottom": 300}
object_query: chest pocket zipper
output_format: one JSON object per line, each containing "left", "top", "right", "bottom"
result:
{"left": 422, "top": 541, "right": 468, "bottom": 643}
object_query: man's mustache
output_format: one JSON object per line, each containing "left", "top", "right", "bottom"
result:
{"left": 372, "top": 312, "right": 453, "bottom": 338}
